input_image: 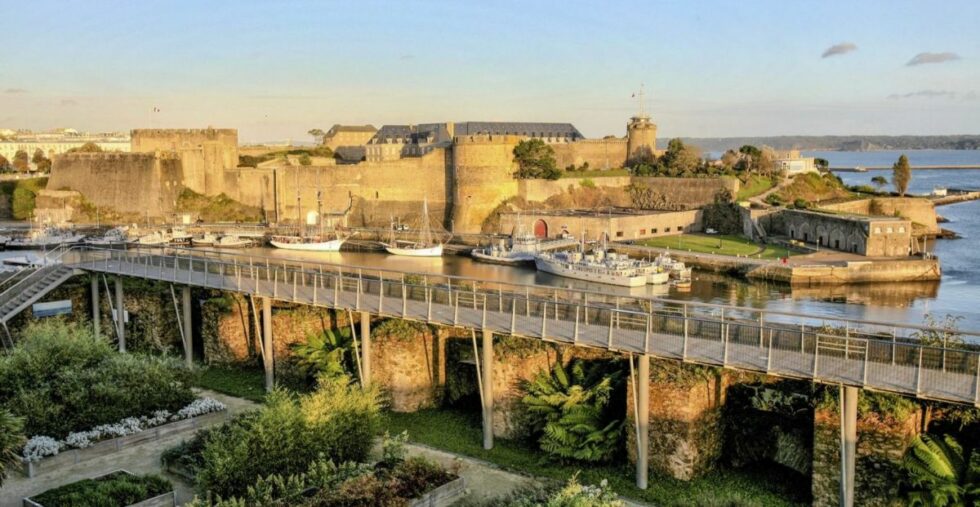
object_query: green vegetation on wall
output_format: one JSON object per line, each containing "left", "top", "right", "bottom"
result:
{"left": 0, "top": 177, "right": 48, "bottom": 219}
{"left": 176, "top": 188, "right": 263, "bottom": 222}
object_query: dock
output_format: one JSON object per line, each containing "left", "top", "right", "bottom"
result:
{"left": 832, "top": 164, "right": 980, "bottom": 172}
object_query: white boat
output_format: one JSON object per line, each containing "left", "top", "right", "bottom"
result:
{"left": 192, "top": 232, "right": 218, "bottom": 247}
{"left": 134, "top": 231, "right": 171, "bottom": 246}
{"left": 471, "top": 218, "right": 576, "bottom": 265}
{"left": 170, "top": 227, "right": 192, "bottom": 244}
{"left": 84, "top": 227, "right": 129, "bottom": 247}
{"left": 215, "top": 235, "right": 252, "bottom": 248}
{"left": 384, "top": 197, "right": 447, "bottom": 257}
{"left": 271, "top": 169, "right": 351, "bottom": 253}
{"left": 535, "top": 250, "right": 648, "bottom": 287}
{"left": 656, "top": 253, "right": 693, "bottom": 279}
{"left": 8, "top": 227, "right": 85, "bottom": 249}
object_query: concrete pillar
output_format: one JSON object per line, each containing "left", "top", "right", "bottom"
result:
{"left": 637, "top": 354, "right": 650, "bottom": 489}
{"left": 360, "top": 312, "right": 371, "bottom": 387}
{"left": 182, "top": 286, "right": 193, "bottom": 368}
{"left": 840, "top": 385, "right": 858, "bottom": 507}
{"left": 262, "top": 298, "right": 274, "bottom": 392}
{"left": 114, "top": 276, "right": 125, "bottom": 353}
{"left": 90, "top": 275, "right": 99, "bottom": 339}
{"left": 482, "top": 328, "right": 494, "bottom": 450}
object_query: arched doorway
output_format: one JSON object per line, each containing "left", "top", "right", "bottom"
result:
{"left": 533, "top": 219, "right": 548, "bottom": 238}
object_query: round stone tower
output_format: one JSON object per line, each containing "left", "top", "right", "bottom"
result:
{"left": 626, "top": 115, "right": 657, "bottom": 164}
{"left": 451, "top": 134, "right": 521, "bottom": 234}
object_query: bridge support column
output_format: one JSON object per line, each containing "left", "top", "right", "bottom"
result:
{"left": 90, "top": 275, "right": 99, "bottom": 339}
{"left": 360, "top": 312, "right": 371, "bottom": 388}
{"left": 482, "top": 328, "right": 494, "bottom": 450}
{"left": 182, "top": 286, "right": 193, "bottom": 368}
{"left": 840, "top": 385, "right": 858, "bottom": 507}
{"left": 636, "top": 354, "right": 650, "bottom": 490}
{"left": 114, "top": 276, "right": 125, "bottom": 352}
{"left": 262, "top": 298, "right": 274, "bottom": 392}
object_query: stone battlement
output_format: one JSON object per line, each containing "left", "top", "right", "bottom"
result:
{"left": 131, "top": 128, "right": 237, "bottom": 137}
{"left": 55, "top": 152, "right": 157, "bottom": 161}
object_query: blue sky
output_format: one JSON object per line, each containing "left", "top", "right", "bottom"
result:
{"left": 1, "top": 0, "right": 978, "bottom": 142}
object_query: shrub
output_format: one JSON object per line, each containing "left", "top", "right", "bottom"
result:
{"left": 902, "top": 434, "right": 979, "bottom": 506}
{"left": 0, "top": 409, "right": 25, "bottom": 487}
{"left": 31, "top": 471, "right": 172, "bottom": 507}
{"left": 196, "top": 374, "right": 381, "bottom": 498}
{"left": 0, "top": 320, "right": 194, "bottom": 438}
{"left": 521, "top": 359, "right": 625, "bottom": 462}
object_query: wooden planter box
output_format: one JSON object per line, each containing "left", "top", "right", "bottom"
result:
{"left": 23, "top": 470, "right": 176, "bottom": 507}
{"left": 409, "top": 476, "right": 466, "bottom": 507}
{"left": 21, "top": 410, "right": 227, "bottom": 478}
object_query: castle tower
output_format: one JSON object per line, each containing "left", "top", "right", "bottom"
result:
{"left": 626, "top": 86, "right": 657, "bottom": 164}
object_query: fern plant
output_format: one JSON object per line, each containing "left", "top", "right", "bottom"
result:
{"left": 902, "top": 434, "right": 980, "bottom": 506}
{"left": 291, "top": 328, "right": 353, "bottom": 379}
{"left": 521, "top": 359, "right": 624, "bottom": 462}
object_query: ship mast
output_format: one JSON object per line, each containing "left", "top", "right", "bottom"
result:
{"left": 419, "top": 196, "right": 434, "bottom": 247}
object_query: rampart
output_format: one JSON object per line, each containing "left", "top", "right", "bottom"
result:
{"left": 819, "top": 197, "right": 939, "bottom": 236}
{"left": 48, "top": 152, "right": 183, "bottom": 215}
{"left": 452, "top": 135, "right": 521, "bottom": 233}
{"left": 132, "top": 128, "right": 239, "bottom": 195}
{"left": 552, "top": 138, "right": 628, "bottom": 170}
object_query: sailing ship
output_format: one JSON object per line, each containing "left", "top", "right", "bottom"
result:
{"left": 270, "top": 169, "right": 351, "bottom": 252}
{"left": 383, "top": 197, "right": 447, "bottom": 257}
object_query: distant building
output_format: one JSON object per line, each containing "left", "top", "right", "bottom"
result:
{"left": 777, "top": 209, "right": 911, "bottom": 257}
{"left": 500, "top": 207, "right": 703, "bottom": 241}
{"left": 0, "top": 128, "right": 130, "bottom": 160}
{"left": 774, "top": 150, "right": 817, "bottom": 175}
{"left": 321, "top": 124, "right": 377, "bottom": 151}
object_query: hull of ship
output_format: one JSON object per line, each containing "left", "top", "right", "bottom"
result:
{"left": 271, "top": 238, "right": 345, "bottom": 252}
{"left": 215, "top": 239, "right": 253, "bottom": 249}
{"left": 471, "top": 250, "right": 535, "bottom": 265}
{"left": 534, "top": 257, "right": 646, "bottom": 287}
{"left": 646, "top": 271, "right": 670, "bottom": 285}
{"left": 385, "top": 244, "right": 443, "bottom": 257}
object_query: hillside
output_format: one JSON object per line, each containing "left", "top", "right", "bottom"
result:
{"left": 663, "top": 135, "right": 980, "bottom": 152}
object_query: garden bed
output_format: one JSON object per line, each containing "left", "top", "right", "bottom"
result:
{"left": 23, "top": 470, "right": 175, "bottom": 507}
{"left": 22, "top": 409, "right": 227, "bottom": 478}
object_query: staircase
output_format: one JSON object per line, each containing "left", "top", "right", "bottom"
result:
{"left": 0, "top": 264, "right": 78, "bottom": 330}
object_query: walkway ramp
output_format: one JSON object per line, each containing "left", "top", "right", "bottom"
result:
{"left": 0, "top": 265, "right": 78, "bottom": 327}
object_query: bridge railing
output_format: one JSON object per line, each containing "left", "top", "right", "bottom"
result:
{"left": 62, "top": 245, "right": 980, "bottom": 405}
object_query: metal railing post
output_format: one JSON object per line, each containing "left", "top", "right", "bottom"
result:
{"left": 355, "top": 272, "right": 361, "bottom": 310}
{"left": 204, "top": 259, "right": 208, "bottom": 286}
{"left": 312, "top": 273, "right": 318, "bottom": 305}
{"left": 541, "top": 302, "right": 547, "bottom": 339}
{"left": 292, "top": 269, "right": 297, "bottom": 300}
{"left": 573, "top": 306, "right": 580, "bottom": 344}
{"left": 607, "top": 309, "right": 614, "bottom": 349}
{"left": 453, "top": 292, "right": 459, "bottom": 326}
{"left": 915, "top": 346, "right": 924, "bottom": 397}
{"left": 644, "top": 314, "right": 651, "bottom": 353}
{"left": 426, "top": 287, "right": 432, "bottom": 321}
{"left": 683, "top": 305, "right": 689, "bottom": 341}
{"left": 378, "top": 272, "right": 384, "bottom": 315}
{"left": 273, "top": 268, "right": 278, "bottom": 298}
{"left": 482, "top": 296, "right": 487, "bottom": 329}
{"left": 765, "top": 329, "right": 773, "bottom": 372}
{"left": 510, "top": 299, "right": 516, "bottom": 335}
{"left": 812, "top": 336, "right": 820, "bottom": 379}
{"left": 402, "top": 281, "right": 407, "bottom": 317}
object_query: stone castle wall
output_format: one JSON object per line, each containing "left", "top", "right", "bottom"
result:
{"left": 820, "top": 197, "right": 939, "bottom": 235}
{"left": 552, "top": 138, "right": 628, "bottom": 170}
{"left": 48, "top": 152, "right": 183, "bottom": 215}
{"left": 452, "top": 135, "right": 522, "bottom": 233}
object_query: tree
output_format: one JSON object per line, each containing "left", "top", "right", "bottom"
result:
{"left": 872, "top": 175, "right": 889, "bottom": 191}
{"left": 902, "top": 434, "right": 980, "bottom": 506}
{"left": 814, "top": 157, "right": 830, "bottom": 171}
{"left": 0, "top": 155, "right": 10, "bottom": 173}
{"left": 66, "top": 142, "right": 103, "bottom": 153}
{"left": 660, "top": 138, "right": 702, "bottom": 176}
{"left": 298, "top": 154, "right": 312, "bottom": 166}
{"left": 513, "top": 139, "right": 560, "bottom": 180}
{"left": 12, "top": 150, "right": 29, "bottom": 173}
{"left": 0, "top": 409, "right": 25, "bottom": 487}
{"left": 521, "top": 359, "right": 624, "bottom": 462}
{"left": 31, "top": 149, "right": 51, "bottom": 172}
{"left": 308, "top": 128, "right": 325, "bottom": 145}
{"left": 893, "top": 154, "right": 912, "bottom": 196}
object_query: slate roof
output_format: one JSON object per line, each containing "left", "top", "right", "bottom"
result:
{"left": 453, "top": 122, "right": 583, "bottom": 140}
{"left": 369, "top": 123, "right": 451, "bottom": 145}
{"left": 326, "top": 124, "right": 377, "bottom": 135}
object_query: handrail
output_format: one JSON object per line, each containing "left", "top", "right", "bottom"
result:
{"left": 0, "top": 246, "right": 75, "bottom": 311}
{"left": 128, "top": 245, "right": 980, "bottom": 338}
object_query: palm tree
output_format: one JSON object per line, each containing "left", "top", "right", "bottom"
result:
{"left": 902, "top": 434, "right": 980, "bottom": 506}
{"left": 521, "top": 359, "right": 624, "bottom": 462}
{"left": 0, "top": 409, "right": 25, "bottom": 487}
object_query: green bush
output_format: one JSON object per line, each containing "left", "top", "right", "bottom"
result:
{"left": 0, "top": 409, "right": 25, "bottom": 487}
{"left": 31, "top": 471, "right": 171, "bottom": 507}
{"left": 196, "top": 374, "right": 381, "bottom": 498}
{"left": 0, "top": 320, "right": 194, "bottom": 438}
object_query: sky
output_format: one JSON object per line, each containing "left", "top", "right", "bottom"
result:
{"left": 1, "top": 0, "right": 978, "bottom": 143}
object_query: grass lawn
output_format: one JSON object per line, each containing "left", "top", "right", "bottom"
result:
{"left": 736, "top": 175, "right": 775, "bottom": 201}
{"left": 385, "top": 408, "right": 808, "bottom": 507}
{"left": 561, "top": 168, "right": 631, "bottom": 179}
{"left": 193, "top": 365, "right": 267, "bottom": 403}
{"left": 638, "top": 234, "right": 764, "bottom": 257}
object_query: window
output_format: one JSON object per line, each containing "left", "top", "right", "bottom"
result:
{"left": 899, "top": 226, "right": 905, "bottom": 233}
{"left": 652, "top": 228, "right": 658, "bottom": 234}
{"left": 677, "top": 225, "right": 684, "bottom": 232}
{"left": 616, "top": 231, "right": 624, "bottom": 237}
{"left": 887, "top": 227, "right": 893, "bottom": 233}
{"left": 874, "top": 227, "right": 881, "bottom": 234}
{"left": 639, "top": 229, "right": 646, "bottom": 235}
{"left": 665, "top": 227, "right": 671, "bottom": 233}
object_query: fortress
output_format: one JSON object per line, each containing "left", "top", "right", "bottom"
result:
{"left": 46, "top": 113, "right": 720, "bottom": 234}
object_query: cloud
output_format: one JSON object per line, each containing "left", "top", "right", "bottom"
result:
{"left": 4, "top": 88, "right": 27, "bottom": 94}
{"left": 59, "top": 99, "right": 78, "bottom": 106}
{"left": 821, "top": 42, "right": 857, "bottom": 58}
{"left": 906, "top": 52, "right": 961, "bottom": 66}
{"left": 887, "top": 89, "right": 976, "bottom": 101}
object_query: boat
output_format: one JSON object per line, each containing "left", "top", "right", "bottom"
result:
{"left": 383, "top": 197, "right": 447, "bottom": 257}
{"left": 192, "top": 232, "right": 218, "bottom": 247}
{"left": 271, "top": 168, "right": 351, "bottom": 252}
{"left": 84, "top": 227, "right": 129, "bottom": 247}
{"left": 214, "top": 235, "right": 252, "bottom": 248}
{"left": 169, "top": 227, "right": 192, "bottom": 245}
{"left": 535, "top": 249, "right": 648, "bottom": 287}
{"left": 8, "top": 226, "right": 85, "bottom": 249}
{"left": 471, "top": 220, "right": 540, "bottom": 265}
{"left": 655, "top": 252, "right": 693, "bottom": 279}
{"left": 931, "top": 186, "right": 948, "bottom": 197}
{"left": 134, "top": 231, "right": 171, "bottom": 246}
